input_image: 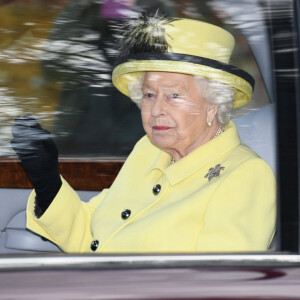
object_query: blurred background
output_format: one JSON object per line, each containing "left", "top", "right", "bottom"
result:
{"left": 0, "top": 0, "right": 270, "bottom": 157}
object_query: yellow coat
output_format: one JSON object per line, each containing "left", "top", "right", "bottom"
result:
{"left": 26, "top": 121, "right": 276, "bottom": 253}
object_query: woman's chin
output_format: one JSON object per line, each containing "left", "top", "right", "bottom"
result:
{"left": 150, "top": 134, "right": 177, "bottom": 150}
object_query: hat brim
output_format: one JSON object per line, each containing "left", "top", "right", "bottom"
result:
{"left": 112, "top": 58, "right": 254, "bottom": 109}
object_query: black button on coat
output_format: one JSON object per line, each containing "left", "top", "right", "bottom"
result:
{"left": 91, "top": 240, "right": 99, "bottom": 251}
{"left": 153, "top": 184, "right": 161, "bottom": 195}
{"left": 121, "top": 209, "right": 131, "bottom": 220}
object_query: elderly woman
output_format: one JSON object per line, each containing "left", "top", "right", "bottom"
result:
{"left": 12, "top": 14, "right": 276, "bottom": 253}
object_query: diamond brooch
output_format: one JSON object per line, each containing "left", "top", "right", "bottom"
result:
{"left": 204, "top": 164, "right": 225, "bottom": 181}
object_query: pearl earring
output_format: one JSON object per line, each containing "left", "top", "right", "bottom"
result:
{"left": 207, "top": 120, "right": 213, "bottom": 127}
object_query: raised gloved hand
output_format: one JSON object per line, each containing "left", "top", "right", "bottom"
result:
{"left": 11, "top": 115, "right": 62, "bottom": 217}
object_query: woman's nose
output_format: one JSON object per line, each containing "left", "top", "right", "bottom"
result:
{"left": 151, "top": 94, "right": 167, "bottom": 117}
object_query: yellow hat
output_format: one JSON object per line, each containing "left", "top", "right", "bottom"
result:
{"left": 112, "top": 14, "right": 254, "bottom": 109}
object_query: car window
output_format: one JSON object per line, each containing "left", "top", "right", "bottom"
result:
{"left": 0, "top": 0, "right": 270, "bottom": 158}
{"left": 1, "top": 0, "right": 291, "bottom": 255}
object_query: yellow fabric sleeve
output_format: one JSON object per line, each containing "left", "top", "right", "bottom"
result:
{"left": 26, "top": 177, "right": 109, "bottom": 253}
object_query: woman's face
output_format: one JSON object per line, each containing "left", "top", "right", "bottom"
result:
{"left": 141, "top": 71, "right": 218, "bottom": 158}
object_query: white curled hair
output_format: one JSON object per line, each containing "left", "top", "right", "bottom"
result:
{"left": 194, "top": 76, "right": 235, "bottom": 125}
{"left": 128, "top": 73, "right": 145, "bottom": 106}
{"left": 128, "top": 73, "right": 235, "bottom": 125}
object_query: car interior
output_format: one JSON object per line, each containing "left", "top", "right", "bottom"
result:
{"left": 0, "top": 0, "right": 298, "bottom": 257}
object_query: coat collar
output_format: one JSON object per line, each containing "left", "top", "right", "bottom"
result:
{"left": 146, "top": 121, "right": 241, "bottom": 185}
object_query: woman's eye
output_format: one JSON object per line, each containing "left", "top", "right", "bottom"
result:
{"left": 145, "top": 93, "right": 154, "bottom": 98}
{"left": 172, "top": 93, "right": 179, "bottom": 99}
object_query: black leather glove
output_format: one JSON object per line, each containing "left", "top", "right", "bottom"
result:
{"left": 11, "top": 115, "right": 62, "bottom": 218}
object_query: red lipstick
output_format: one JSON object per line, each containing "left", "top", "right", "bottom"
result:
{"left": 153, "top": 126, "right": 171, "bottom": 130}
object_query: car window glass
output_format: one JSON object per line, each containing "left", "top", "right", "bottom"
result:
{"left": 0, "top": 0, "right": 282, "bottom": 255}
{"left": 0, "top": 0, "right": 271, "bottom": 159}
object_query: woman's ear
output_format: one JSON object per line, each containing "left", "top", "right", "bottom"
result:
{"left": 206, "top": 104, "right": 219, "bottom": 124}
